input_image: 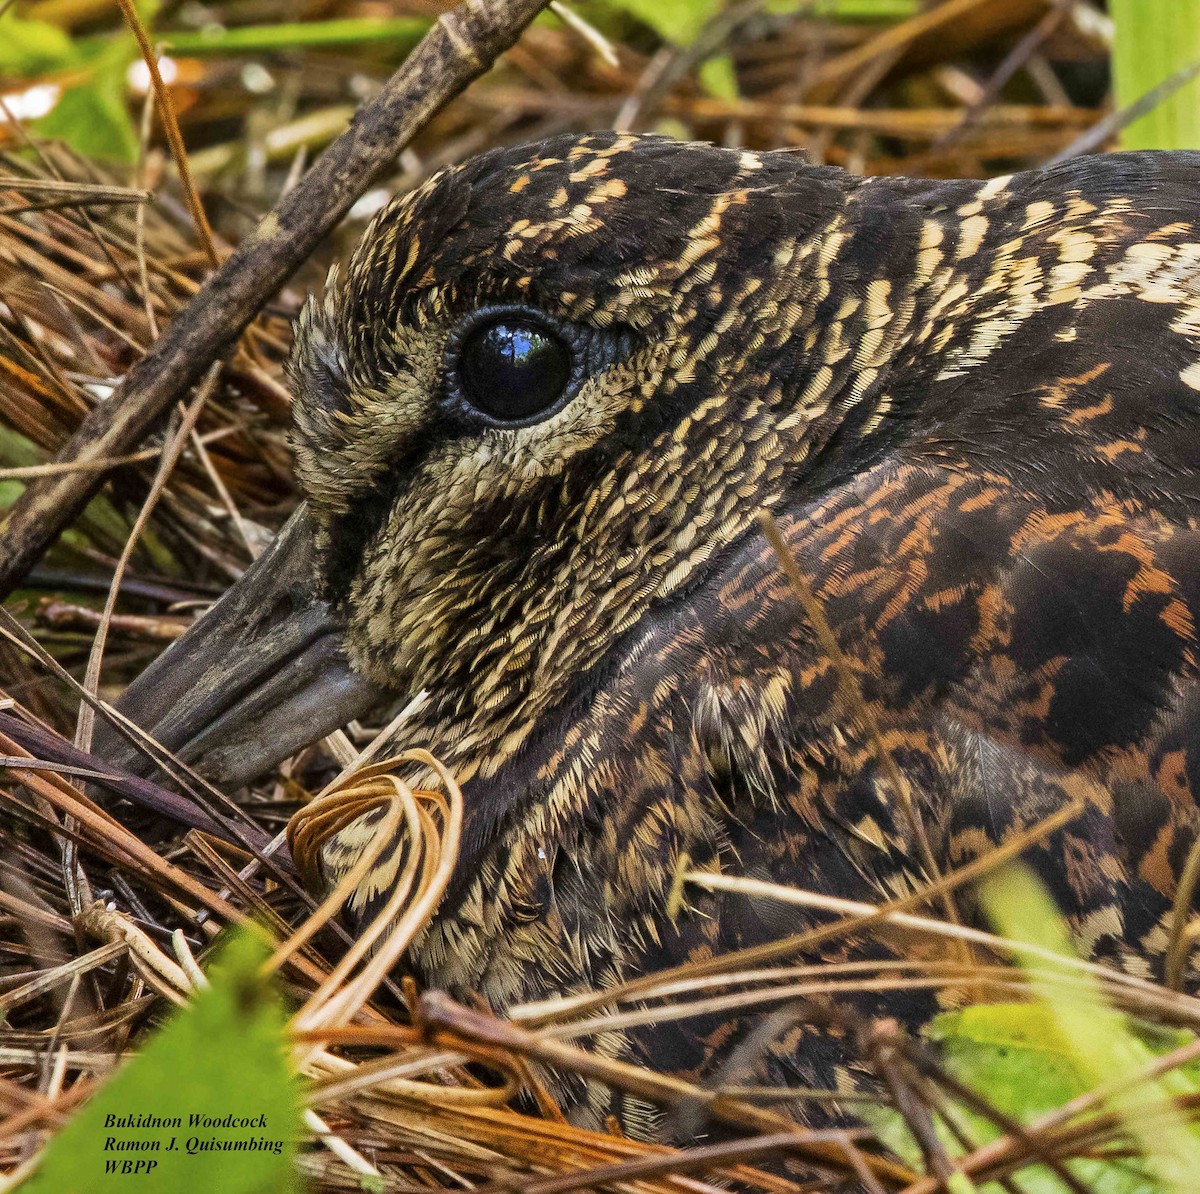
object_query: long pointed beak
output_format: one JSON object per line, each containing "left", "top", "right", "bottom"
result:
{"left": 97, "top": 505, "right": 382, "bottom": 788}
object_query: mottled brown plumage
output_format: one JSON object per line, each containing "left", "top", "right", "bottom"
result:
{"left": 114, "top": 133, "right": 1200, "bottom": 1142}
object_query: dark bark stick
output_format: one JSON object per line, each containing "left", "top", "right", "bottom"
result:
{"left": 0, "top": 0, "right": 552, "bottom": 598}
{"left": 0, "top": 712, "right": 279, "bottom": 855}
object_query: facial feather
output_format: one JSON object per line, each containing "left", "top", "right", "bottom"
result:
{"left": 287, "top": 133, "right": 896, "bottom": 783}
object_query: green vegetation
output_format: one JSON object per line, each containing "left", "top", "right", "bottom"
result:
{"left": 20, "top": 931, "right": 302, "bottom": 1194}
{"left": 1112, "top": 0, "right": 1200, "bottom": 150}
{"left": 869, "top": 868, "right": 1200, "bottom": 1193}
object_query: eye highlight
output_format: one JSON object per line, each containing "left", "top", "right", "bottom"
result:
{"left": 452, "top": 310, "right": 575, "bottom": 424}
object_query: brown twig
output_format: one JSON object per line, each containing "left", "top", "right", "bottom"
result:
{"left": 514, "top": 794, "right": 1088, "bottom": 1030}
{"left": 0, "top": 0, "right": 554, "bottom": 599}
{"left": 1165, "top": 831, "right": 1200, "bottom": 990}
{"left": 929, "top": 0, "right": 1072, "bottom": 153}
{"left": 0, "top": 715, "right": 254, "bottom": 847}
{"left": 904, "top": 1044, "right": 1092, "bottom": 1194}
{"left": 114, "top": 0, "right": 219, "bottom": 269}
{"left": 412, "top": 991, "right": 918, "bottom": 1189}
{"left": 75, "top": 367, "right": 218, "bottom": 756}
{"left": 757, "top": 511, "right": 967, "bottom": 947}
{"left": 873, "top": 1046, "right": 961, "bottom": 1187}
{"left": 476, "top": 1130, "right": 877, "bottom": 1194}
{"left": 801, "top": 0, "right": 1049, "bottom": 104}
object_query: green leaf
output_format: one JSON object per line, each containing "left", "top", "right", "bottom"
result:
{"left": 21, "top": 929, "right": 303, "bottom": 1194}
{"left": 33, "top": 39, "right": 139, "bottom": 163}
{"left": 981, "top": 866, "right": 1200, "bottom": 1192}
{"left": 160, "top": 18, "right": 428, "bottom": 57}
{"left": 932, "top": 1003, "right": 1200, "bottom": 1130}
{"left": 698, "top": 54, "right": 738, "bottom": 101}
{"left": 7, "top": 0, "right": 160, "bottom": 162}
{"left": 757, "top": 0, "right": 922, "bottom": 19}
{"left": 0, "top": 14, "right": 77, "bottom": 75}
{"left": 867, "top": 869, "right": 1200, "bottom": 1193}
{"left": 600, "top": 0, "right": 720, "bottom": 48}
{"left": 598, "top": 0, "right": 910, "bottom": 64}
{"left": 866, "top": 1001, "right": 1181, "bottom": 1192}
{"left": 1111, "top": 0, "right": 1200, "bottom": 150}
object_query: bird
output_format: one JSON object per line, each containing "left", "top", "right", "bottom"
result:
{"left": 109, "top": 132, "right": 1200, "bottom": 1140}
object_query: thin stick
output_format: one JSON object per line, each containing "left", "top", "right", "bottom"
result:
{"left": 74, "top": 367, "right": 219, "bottom": 756}
{"left": 1165, "top": 832, "right": 1200, "bottom": 989}
{"left": 114, "top": 0, "right": 219, "bottom": 267}
{"left": 1047, "top": 57, "right": 1200, "bottom": 165}
{"left": 359, "top": 995, "right": 919, "bottom": 1189}
{"left": 475, "top": 1130, "right": 880, "bottom": 1194}
{"left": 757, "top": 512, "right": 966, "bottom": 943}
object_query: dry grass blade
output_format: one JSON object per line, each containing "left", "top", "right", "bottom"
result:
{"left": 114, "top": 0, "right": 219, "bottom": 268}
{"left": 74, "top": 364, "right": 219, "bottom": 756}
{"left": 0, "top": 730, "right": 249, "bottom": 924}
{"left": 285, "top": 749, "right": 462, "bottom": 1032}
{"left": 802, "top": 0, "right": 1052, "bottom": 103}
{"left": 1165, "top": 832, "right": 1200, "bottom": 989}
{"left": 757, "top": 512, "right": 966, "bottom": 942}
{"left": 680, "top": 870, "right": 1200, "bottom": 1010}
{"left": 473, "top": 1130, "right": 884, "bottom": 1194}
{"left": 413, "top": 993, "right": 918, "bottom": 1188}
{"left": 513, "top": 792, "right": 1093, "bottom": 1032}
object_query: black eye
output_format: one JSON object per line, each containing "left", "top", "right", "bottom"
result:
{"left": 456, "top": 315, "right": 573, "bottom": 422}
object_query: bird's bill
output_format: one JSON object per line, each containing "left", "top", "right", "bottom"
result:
{"left": 97, "top": 505, "right": 381, "bottom": 788}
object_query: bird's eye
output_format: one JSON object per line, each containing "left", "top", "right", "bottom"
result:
{"left": 456, "top": 315, "right": 574, "bottom": 423}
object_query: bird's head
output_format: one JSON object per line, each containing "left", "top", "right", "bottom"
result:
{"left": 107, "top": 132, "right": 931, "bottom": 787}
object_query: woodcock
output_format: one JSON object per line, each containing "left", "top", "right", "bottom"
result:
{"left": 109, "top": 133, "right": 1200, "bottom": 1136}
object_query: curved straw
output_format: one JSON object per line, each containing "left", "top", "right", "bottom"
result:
{"left": 268, "top": 777, "right": 412, "bottom": 973}
{"left": 288, "top": 749, "right": 463, "bottom": 1033}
